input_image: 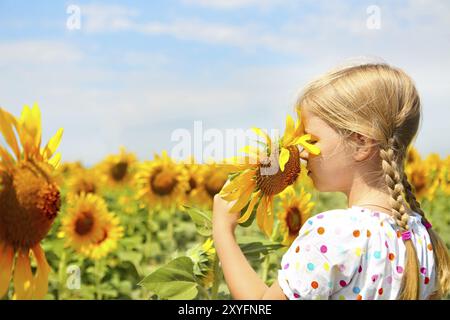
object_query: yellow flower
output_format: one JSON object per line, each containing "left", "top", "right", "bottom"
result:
{"left": 96, "top": 146, "right": 137, "bottom": 187}
{"left": 219, "top": 113, "right": 320, "bottom": 237}
{"left": 0, "top": 103, "right": 63, "bottom": 299}
{"left": 182, "top": 157, "right": 210, "bottom": 208}
{"left": 278, "top": 187, "right": 314, "bottom": 246}
{"left": 406, "top": 145, "right": 421, "bottom": 165}
{"left": 66, "top": 167, "right": 104, "bottom": 196}
{"left": 135, "top": 150, "right": 189, "bottom": 212}
{"left": 438, "top": 156, "right": 450, "bottom": 195}
{"left": 187, "top": 238, "right": 216, "bottom": 289}
{"left": 405, "top": 159, "right": 432, "bottom": 200}
{"left": 60, "top": 193, "right": 123, "bottom": 260}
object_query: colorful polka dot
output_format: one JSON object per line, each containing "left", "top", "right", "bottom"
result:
{"left": 353, "top": 230, "right": 360, "bottom": 237}
{"left": 320, "top": 245, "right": 328, "bottom": 253}
{"left": 317, "top": 227, "right": 325, "bottom": 235}
{"left": 380, "top": 221, "right": 384, "bottom": 227}
{"left": 284, "top": 263, "right": 290, "bottom": 270}
{"left": 373, "top": 251, "right": 381, "bottom": 259}
{"left": 420, "top": 267, "right": 427, "bottom": 275}
{"left": 295, "top": 246, "right": 300, "bottom": 253}
{"left": 424, "top": 277, "right": 430, "bottom": 285}
{"left": 308, "top": 220, "right": 313, "bottom": 225}
{"left": 366, "top": 230, "right": 371, "bottom": 237}
{"left": 358, "top": 265, "right": 363, "bottom": 273}
{"left": 378, "top": 288, "right": 383, "bottom": 295}
{"left": 355, "top": 248, "right": 362, "bottom": 257}
{"left": 356, "top": 294, "right": 363, "bottom": 300}
{"left": 387, "top": 276, "right": 393, "bottom": 284}
{"left": 388, "top": 253, "right": 395, "bottom": 261}
{"left": 339, "top": 280, "right": 347, "bottom": 287}
{"left": 307, "top": 263, "right": 315, "bottom": 271}
{"left": 353, "top": 287, "right": 361, "bottom": 294}
{"left": 311, "top": 281, "right": 319, "bottom": 289}
{"left": 317, "top": 214, "right": 324, "bottom": 219}
{"left": 427, "top": 244, "right": 433, "bottom": 251}
{"left": 371, "top": 274, "right": 379, "bottom": 282}
{"left": 323, "top": 262, "right": 330, "bottom": 272}
{"left": 328, "top": 281, "right": 333, "bottom": 288}
{"left": 295, "top": 262, "right": 300, "bottom": 271}
{"left": 385, "top": 241, "right": 389, "bottom": 248}
{"left": 339, "top": 295, "right": 346, "bottom": 300}
{"left": 397, "top": 230, "right": 401, "bottom": 238}
{"left": 293, "top": 292, "right": 300, "bottom": 299}
{"left": 339, "top": 264, "right": 346, "bottom": 272}
{"left": 396, "top": 266, "right": 404, "bottom": 274}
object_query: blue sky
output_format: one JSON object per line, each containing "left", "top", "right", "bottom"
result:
{"left": 0, "top": 0, "right": 449, "bottom": 165}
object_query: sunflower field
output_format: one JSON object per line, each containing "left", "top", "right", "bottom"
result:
{"left": 0, "top": 104, "right": 449, "bottom": 300}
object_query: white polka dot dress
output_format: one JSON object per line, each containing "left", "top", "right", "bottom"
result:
{"left": 277, "top": 206, "right": 437, "bottom": 300}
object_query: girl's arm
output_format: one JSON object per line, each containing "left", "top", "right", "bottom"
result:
{"left": 212, "top": 194, "right": 287, "bottom": 300}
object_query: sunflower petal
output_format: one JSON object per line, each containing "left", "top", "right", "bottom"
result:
{"left": 264, "top": 196, "right": 274, "bottom": 237}
{"left": 13, "top": 250, "right": 33, "bottom": 300}
{"left": 229, "top": 182, "right": 256, "bottom": 213}
{"left": 48, "top": 152, "right": 61, "bottom": 169}
{"left": 283, "top": 115, "right": 295, "bottom": 144}
{"left": 0, "top": 244, "right": 14, "bottom": 298}
{"left": 31, "top": 244, "right": 50, "bottom": 300}
{"left": 256, "top": 196, "right": 267, "bottom": 231}
{"left": 251, "top": 127, "right": 272, "bottom": 146}
{"left": 278, "top": 147, "right": 290, "bottom": 172}
{"left": 43, "top": 128, "right": 63, "bottom": 160}
{"left": 237, "top": 191, "right": 261, "bottom": 223}
{"left": 0, "top": 109, "right": 20, "bottom": 160}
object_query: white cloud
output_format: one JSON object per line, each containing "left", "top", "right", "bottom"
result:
{"left": 0, "top": 40, "right": 83, "bottom": 65}
{"left": 181, "top": 0, "right": 285, "bottom": 9}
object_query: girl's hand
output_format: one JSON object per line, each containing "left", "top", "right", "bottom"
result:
{"left": 212, "top": 194, "right": 240, "bottom": 234}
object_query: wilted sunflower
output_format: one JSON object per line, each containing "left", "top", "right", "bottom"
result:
{"left": 135, "top": 151, "right": 189, "bottom": 212}
{"left": 219, "top": 113, "right": 320, "bottom": 237}
{"left": 278, "top": 186, "right": 314, "bottom": 246}
{"left": 60, "top": 193, "right": 123, "bottom": 260}
{"left": 96, "top": 146, "right": 137, "bottom": 187}
{"left": 0, "top": 104, "right": 63, "bottom": 299}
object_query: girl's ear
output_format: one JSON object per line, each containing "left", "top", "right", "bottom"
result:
{"left": 351, "top": 133, "right": 375, "bottom": 162}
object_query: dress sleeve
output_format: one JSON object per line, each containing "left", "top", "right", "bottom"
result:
{"left": 277, "top": 212, "right": 363, "bottom": 300}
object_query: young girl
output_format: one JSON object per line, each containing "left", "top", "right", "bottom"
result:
{"left": 212, "top": 62, "right": 450, "bottom": 300}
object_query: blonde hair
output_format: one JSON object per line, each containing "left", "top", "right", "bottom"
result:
{"left": 296, "top": 62, "right": 450, "bottom": 299}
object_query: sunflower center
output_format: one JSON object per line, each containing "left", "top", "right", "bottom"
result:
{"left": 77, "top": 179, "right": 97, "bottom": 195}
{"left": 205, "top": 171, "right": 228, "bottom": 198}
{"left": 411, "top": 171, "right": 426, "bottom": 193}
{"left": 110, "top": 161, "right": 128, "bottom": 182}
{"left": 286, "top": 207, "right": 302, "bottom": 234}
{"left": 186, "top": 177, "right": 197, "bottom": 194}
{"left": 151, "top": 169, "right": 178, "bottom": 196}
{"left": 75, "top": 211, "right": 95, "bottom": 236}
{"left": 0, "top": 161, "right": 61, "bottom": 249}
{"left": 256, "top": 146, "right": 300, "bottom": 196}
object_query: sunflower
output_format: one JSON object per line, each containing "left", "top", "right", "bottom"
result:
{"left": 96, "top": 146, "right": 137, "bottom": 188}
{"left": 438, "top": 156, "right": 450, "bottom": 196}
{"left": 406, "top": 145, "right": 421, "bottom": 165}
{"left": 66, "top": 167, "right": 104, "bottom": 196}
{"left": 182, "top": 157, "right": 210, "bottom": 208}
{"left": 219, "top": 113, "right": 320, "bottom": 237}
{"left": 405, "top": 159, "right": 432, "bottom": 200}
{"left": 59, "top": 192, "right": 123, "bottom": 260}
{"left": 186, "top": 238, "right": 216, "bottom": 289}
{"left": 135, "top": 150, "right": 189, "bottom": 212}
{"left": 278, "top": 186, "right": 314, "bottom": 246}
{"left": 0, "top": 104, "right": 63, "bottom": 299}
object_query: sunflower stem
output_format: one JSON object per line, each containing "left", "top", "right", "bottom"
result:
{"left": 210, "top": 253, "right": 221, "bottom": 300}
{"left": 94, "top": 259, "right": 102, "bottom": 300}
{"left": 57, "top": 250, "right": 67, "bottom": 300}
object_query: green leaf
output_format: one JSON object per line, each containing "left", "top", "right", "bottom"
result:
{"left": 238, "top": 240, "right": 283, "bottom": 262}
{"left": 183, "top": 206, "right": 212, "bottom": 237}
{"left": 139, "top": 257, "right": 199, "bottom": 300}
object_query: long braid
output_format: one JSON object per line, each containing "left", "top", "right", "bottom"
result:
{"left": 380, "top": 137, "right": 420, "bottom": 299}
{"left": 402, "top": 169, "right": 450, "bottom": 298}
